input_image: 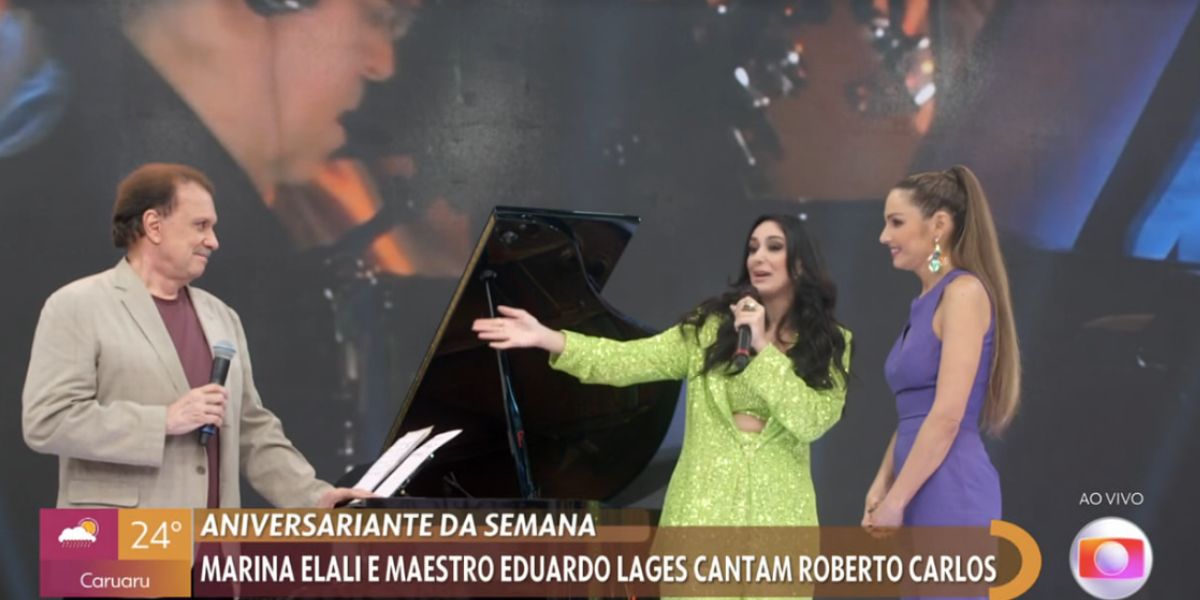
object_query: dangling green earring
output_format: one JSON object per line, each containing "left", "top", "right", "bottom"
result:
{"left": 928, "top": 239, "right": 943, "bottom": 273}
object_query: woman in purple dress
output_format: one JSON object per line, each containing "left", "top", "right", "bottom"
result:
{"left": 862, "top": 165, "right": 1020, "bottom": 538}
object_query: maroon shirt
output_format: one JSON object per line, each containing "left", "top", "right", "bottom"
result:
{"left": 153, "top": 289, "right": 220, "bottom": 508}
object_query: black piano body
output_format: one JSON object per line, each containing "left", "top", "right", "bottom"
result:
{"left": 360, "top": 206, "right": 681, "bottom": 503}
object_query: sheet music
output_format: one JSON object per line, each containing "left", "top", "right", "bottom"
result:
{"left": 352, "top": 426, "right": 434, "bottom": 492}
{"left": 374, "top": 429, "right": 463, "bottom": 498}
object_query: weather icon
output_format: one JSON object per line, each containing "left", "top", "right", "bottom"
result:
{"left": 57, "top": 518, "right": 99, "bottom": 547}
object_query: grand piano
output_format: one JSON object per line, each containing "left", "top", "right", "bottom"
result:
{"left": 363, "top": 206, "right": 681, "bottom": 503}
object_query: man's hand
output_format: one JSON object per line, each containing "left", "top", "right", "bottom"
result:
{"left": 165, "top": 384, "right": 227, "bottom": 436}
{"left": 317, "top": 487, "right": 379, "bottom": 509}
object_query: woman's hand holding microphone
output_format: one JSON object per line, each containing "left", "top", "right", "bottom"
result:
{"left": 729, "top": 295, "right": 768, "bottom": 353}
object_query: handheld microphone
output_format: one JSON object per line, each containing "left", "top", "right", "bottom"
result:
{"left": 732, "top": 286, "right": 760, "bottom": 371}
{"left": 733, "top": 325, "right": 753, "bottom": 371}
{"left": 199, "top": 340, "right": 236, "bottom": 446}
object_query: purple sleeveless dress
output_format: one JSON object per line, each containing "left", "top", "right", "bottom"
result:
{"left": 884, "top": 269, "right": 1001, "bottom": 527}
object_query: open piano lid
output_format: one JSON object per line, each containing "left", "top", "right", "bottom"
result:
{"left": 381, "top": 207, "right": 681, "bottom": 500}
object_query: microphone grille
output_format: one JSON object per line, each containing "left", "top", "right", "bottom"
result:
{"left": 212, "top": 340, "right": 237, "bottom": 360}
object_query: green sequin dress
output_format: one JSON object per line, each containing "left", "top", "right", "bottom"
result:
{"left": 549, "top": 317, "right": 852, "bottom": 527}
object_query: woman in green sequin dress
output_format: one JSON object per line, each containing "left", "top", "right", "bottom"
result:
{"left": 473, "top": 215, "right": 851, "bottom": 528}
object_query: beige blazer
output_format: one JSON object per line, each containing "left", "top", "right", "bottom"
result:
{"left": 22, "top": 259, "right": 332, "bottom": 508}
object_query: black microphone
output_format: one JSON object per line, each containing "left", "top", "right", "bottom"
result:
{"left": 732, "top": 287, "right": 759, "bottom": 371}
{"left": 733, "top": 325, "right": 753, "bottom": 371}
{"left": 199, "top": 340, "right": 236, "bottom": 446}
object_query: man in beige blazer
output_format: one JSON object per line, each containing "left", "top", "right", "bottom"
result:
{"left": 22, "top": 163, "right": 372, "bottom": 509}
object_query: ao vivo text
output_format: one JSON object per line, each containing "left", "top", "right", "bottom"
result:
{"left": 1078, "top": 492, "right": 1144, "bottom": 506}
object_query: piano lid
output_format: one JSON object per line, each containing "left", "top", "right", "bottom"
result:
{"left": 382, "top": 206, "right": 681, "bottom": 500}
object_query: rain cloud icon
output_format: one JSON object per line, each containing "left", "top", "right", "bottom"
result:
{"left": 58, "top": 518, "right": 99, "bottom": 547}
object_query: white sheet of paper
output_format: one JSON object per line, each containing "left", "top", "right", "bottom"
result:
{"left": 352, "top": 426, "right": 434, "bottom": 492}
{"left": 374, "top": 429, "right": 463, "bottom": 498}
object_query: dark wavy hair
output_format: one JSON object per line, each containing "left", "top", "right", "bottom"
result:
{"left": 681, "top": 214, "right": 849, "bottom": 389}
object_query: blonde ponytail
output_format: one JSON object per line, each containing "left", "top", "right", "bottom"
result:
{"left": 949, "top": 166, "right": 1021, "bottom": 436}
